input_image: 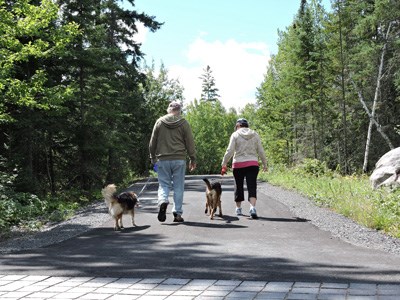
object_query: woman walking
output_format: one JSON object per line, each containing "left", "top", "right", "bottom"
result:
{"left": 221, "top": 118, "right": 267, "bottom": 219}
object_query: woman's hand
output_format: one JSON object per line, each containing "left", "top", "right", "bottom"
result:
{"left": 221, "top": 165, "right": 228, "bottom": 175}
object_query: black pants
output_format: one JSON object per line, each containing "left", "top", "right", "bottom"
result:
{"left": 233, "top": 166, "right": 259, "bottom": 202}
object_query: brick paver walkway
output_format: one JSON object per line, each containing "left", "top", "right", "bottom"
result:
{"left": 1, "top": 274, "right": 400, "bottom": 299}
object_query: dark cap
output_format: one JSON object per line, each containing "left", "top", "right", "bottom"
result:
{"left": 236, "top": 118, "right": 249, "bottom": 127}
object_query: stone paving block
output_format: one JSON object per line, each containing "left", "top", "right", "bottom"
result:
{"left": 348, "top": 288, "right": 377, "bottom": 296}
{"left": 234, "top": 285, "right": 264, "bottom": 292}
{"left": 18, "top": 284, "right": 47, "bottom": 292}
{"left": 113, "top": 278, "right": 142, "bottom": 285}
{"left": 0, "top": 281, "right": 29, "bottom": 292}
{"left": 1, "top": 275, "right": 27, "bottom": 281}
{"left": 165, "top": 296, "right": 195, "bottom": 300}
{"left": 225, "top": 291, "right": 258, "bottom": 299}
{"left": 94, "top": 287, "right": 123, "bottom": 294}
{"left": 378, "top": 284, "right": 400, "bottom": 291}
{"left": 79, "top": 292, "right": 114, "bottom": 299}
{"left": 104, "top": 278, "right": 141, "bottom": 288}
{"left": 67, "top": 286, "right": 97, "bottom": 293}
{"left": 140, "top": 278, "right": 165, "bottom": 284}
{"left": 346, "top": 296, "right": 378, "bottom": 300}
{"left": 146, "top": 289, "right": 174, "bottom": 296}
{"left": 162, "top": 278, "right": 190, "bottom": 285}
{"left": 317, "top": 295, "right": 346, "bottom": 300}
{"left": 294, "top": 282, "right": 321, "bottom": 288}
{"left": 321, "top": 283, "right": 348, "bottom": 289}
{"left": 108, "top": 295, "right": 140, "bottom": 300}
{"left": 379, "top": 289, "right": 400, "bottom": 295}
{"left": 206, "top": 284, "right": 236, "bottom": 291}
{"left": 318, "top": 288, "right": 347, "bottom": 295}
{"left": 66, "top": 277, "right": 94, "bottom": 282}
{"left": 173, "top": 290, "right": 202, "bottom": 296}
{"left": 51, "top": 291, "right": 87, "bottom": 299}
{"left": 214, "top": 280, "right": 241, "bottom": 286}
{"left": 54, "top": 280, "right": 84, "bottom": 287}
{"left": 120, "top": 288, "right": 149, "bottom": 295}
{"left": 25, "top": 291, "right": 58, "bottom": 298}
{"left": 128, "top": 283, "right": 159, "bottom": 290}
{"left": 349, "top": 283, "right": 377, "bottom": 290}
{"left": 201, "top": 289, "right": 231, "bottom": 297}
{"left": 240, "top": 280, "right": 267, "bottom": 287}
{"left": 154, "top": 284, "right": 182, "bottom": 291}
{"left": 85, "top": 277, "right": 118, "bottom": 285}
{"left": 135, "top": 295, "right": 168, "bottom": 300}
{"left": 286, "top": 292, "right": 317, "bottom": 299}
{"left": 255, "top": 291, "right": 288, "bottom": 299}
{"left": 264, "top": 281, "right": 294, "bottom": 291}
{"left": 194, "top": 296, "right": 224, "bottom": 300}
{"left": 187, "top": 279, "right": 216, "bottom": 286}
{"left": 42, "top": 285, "right": 73, "bottom": 293}
{"left": 3, "top": 291, "right": 32, "bottom": 298}
{"left": 0, "top": 280, "right": 13, "bottom": 287}
{"left": 378, "top": 285, "right": 400, "bottom": 296}
{"left": 40, "top": 276, "right": 71, "bottom": 284}
{"left": 21, "top": 275, "right": 49, "bottom": 282}
{"left": 181, "top": 285, "right": 211, "bottom": 291}
{"left": 291, "top": 287, "right": 320, "bottom": 294}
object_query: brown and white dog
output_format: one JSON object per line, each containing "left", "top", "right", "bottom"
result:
{"left": 203, "top": 178, "right": 222, "bottom": 220}
{"left": 101, "top": 184, "right": 138, "bottom": 231}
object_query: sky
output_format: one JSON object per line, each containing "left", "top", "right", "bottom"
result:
{"left": 132, "top": 0, "right": 332, "bottom": 111}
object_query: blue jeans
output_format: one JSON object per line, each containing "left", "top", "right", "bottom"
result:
{"left": 157, "top": 160, "right": 186, "bottom": 215}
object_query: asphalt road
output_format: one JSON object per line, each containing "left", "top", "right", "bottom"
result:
{"left": 0, "top": 175, "right": 399, "bottom": 284}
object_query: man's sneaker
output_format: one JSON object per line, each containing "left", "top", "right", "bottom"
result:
{"left": 235, "top": 207, "right": 243, "bottom": 216}
{"left": 158, "top": 202, "right": 168, "bottom": 222}
{"left": 249, "top": 207, "right": 258, "bottom": 219}
{"left": 173, "top": 212, "right": 184, "bottom": 222}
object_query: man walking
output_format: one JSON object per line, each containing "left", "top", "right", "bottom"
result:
{"left": 149, "top": 101, "right": 196, "bottom": 223}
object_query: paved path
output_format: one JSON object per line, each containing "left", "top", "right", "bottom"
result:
{"left": 0, "top": 175, "right": 399, "bottom": 299}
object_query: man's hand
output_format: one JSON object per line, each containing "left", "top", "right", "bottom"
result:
{"left": 189, "top": 163, "right": 197, "bottom": 172}
{"left": 221, "top": 165, "right": 228, "bottom": 176}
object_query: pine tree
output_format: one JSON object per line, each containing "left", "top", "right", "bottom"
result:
{"left": 199, "top": 65, "right": 220, "bottom": 102}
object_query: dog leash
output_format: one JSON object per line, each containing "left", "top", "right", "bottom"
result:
{"left": 137, "top": 177, "right": 152, "bottom": 197}
{"left": 134, "top": 176, "right": 153, "bottom": 208}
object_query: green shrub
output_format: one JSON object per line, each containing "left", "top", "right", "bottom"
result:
{"left": 293, "top": 158, "right": 332, "bottom": 177}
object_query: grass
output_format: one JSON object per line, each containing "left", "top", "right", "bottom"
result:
{"left": 259, "top": 164, "right": 400, "bottom": 238}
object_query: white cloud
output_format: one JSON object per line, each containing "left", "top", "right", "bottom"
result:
{"left": 133, "top": 22, "right": 148, "bottom": 44}
{"left": 170, "top": 38, "right": 271, "bottom": 111}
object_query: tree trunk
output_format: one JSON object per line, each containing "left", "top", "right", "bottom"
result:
{"left": 338, "top": 2, "right": 349, "bottom": 173}
{"left": 361, "top": 22, "right": 394, "bottom": 172}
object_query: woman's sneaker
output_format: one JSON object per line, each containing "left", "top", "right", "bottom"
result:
{"left": 235, "top": 207, "right": 243, "bottom": 216}
{"left": 249, "top": 207, "right": 258, "bottom": 219}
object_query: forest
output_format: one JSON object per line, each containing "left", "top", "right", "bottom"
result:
{"left": 0, "top": 0, "right": 399, "bottom": 234}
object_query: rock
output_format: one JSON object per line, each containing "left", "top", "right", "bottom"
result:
{"left": 370, "top": 147, "right": 400, "bottom": 189}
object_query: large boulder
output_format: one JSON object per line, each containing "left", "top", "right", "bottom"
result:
{"left": 370, "top": 147, "right": 400, "bottom": 189}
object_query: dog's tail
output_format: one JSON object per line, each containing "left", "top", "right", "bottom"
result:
{"left": 203, "top": 178, "right": 212, "bottom": 190}
{"left": 101, "top": 184, "right": 117, "bottom": 205}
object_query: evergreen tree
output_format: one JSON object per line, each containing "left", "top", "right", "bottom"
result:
{"left": 0, "top": 0, "right": 79, "bottom": 193}
{"left": 199, "top": 65, "right": 220, "bottom": 102}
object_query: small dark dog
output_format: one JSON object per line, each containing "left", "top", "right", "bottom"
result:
{"left": 101, "top": 184, "right": 138, "bottom": 231}
{"left": 203, "top": 178, "right": 222, "bottom": 220}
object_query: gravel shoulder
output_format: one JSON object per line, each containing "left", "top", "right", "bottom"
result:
{"left": 261, "top": 183, "right": 400, "bottom": 256}
{"left": 1, "top": 179, "right": 399, "bottom": 256}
